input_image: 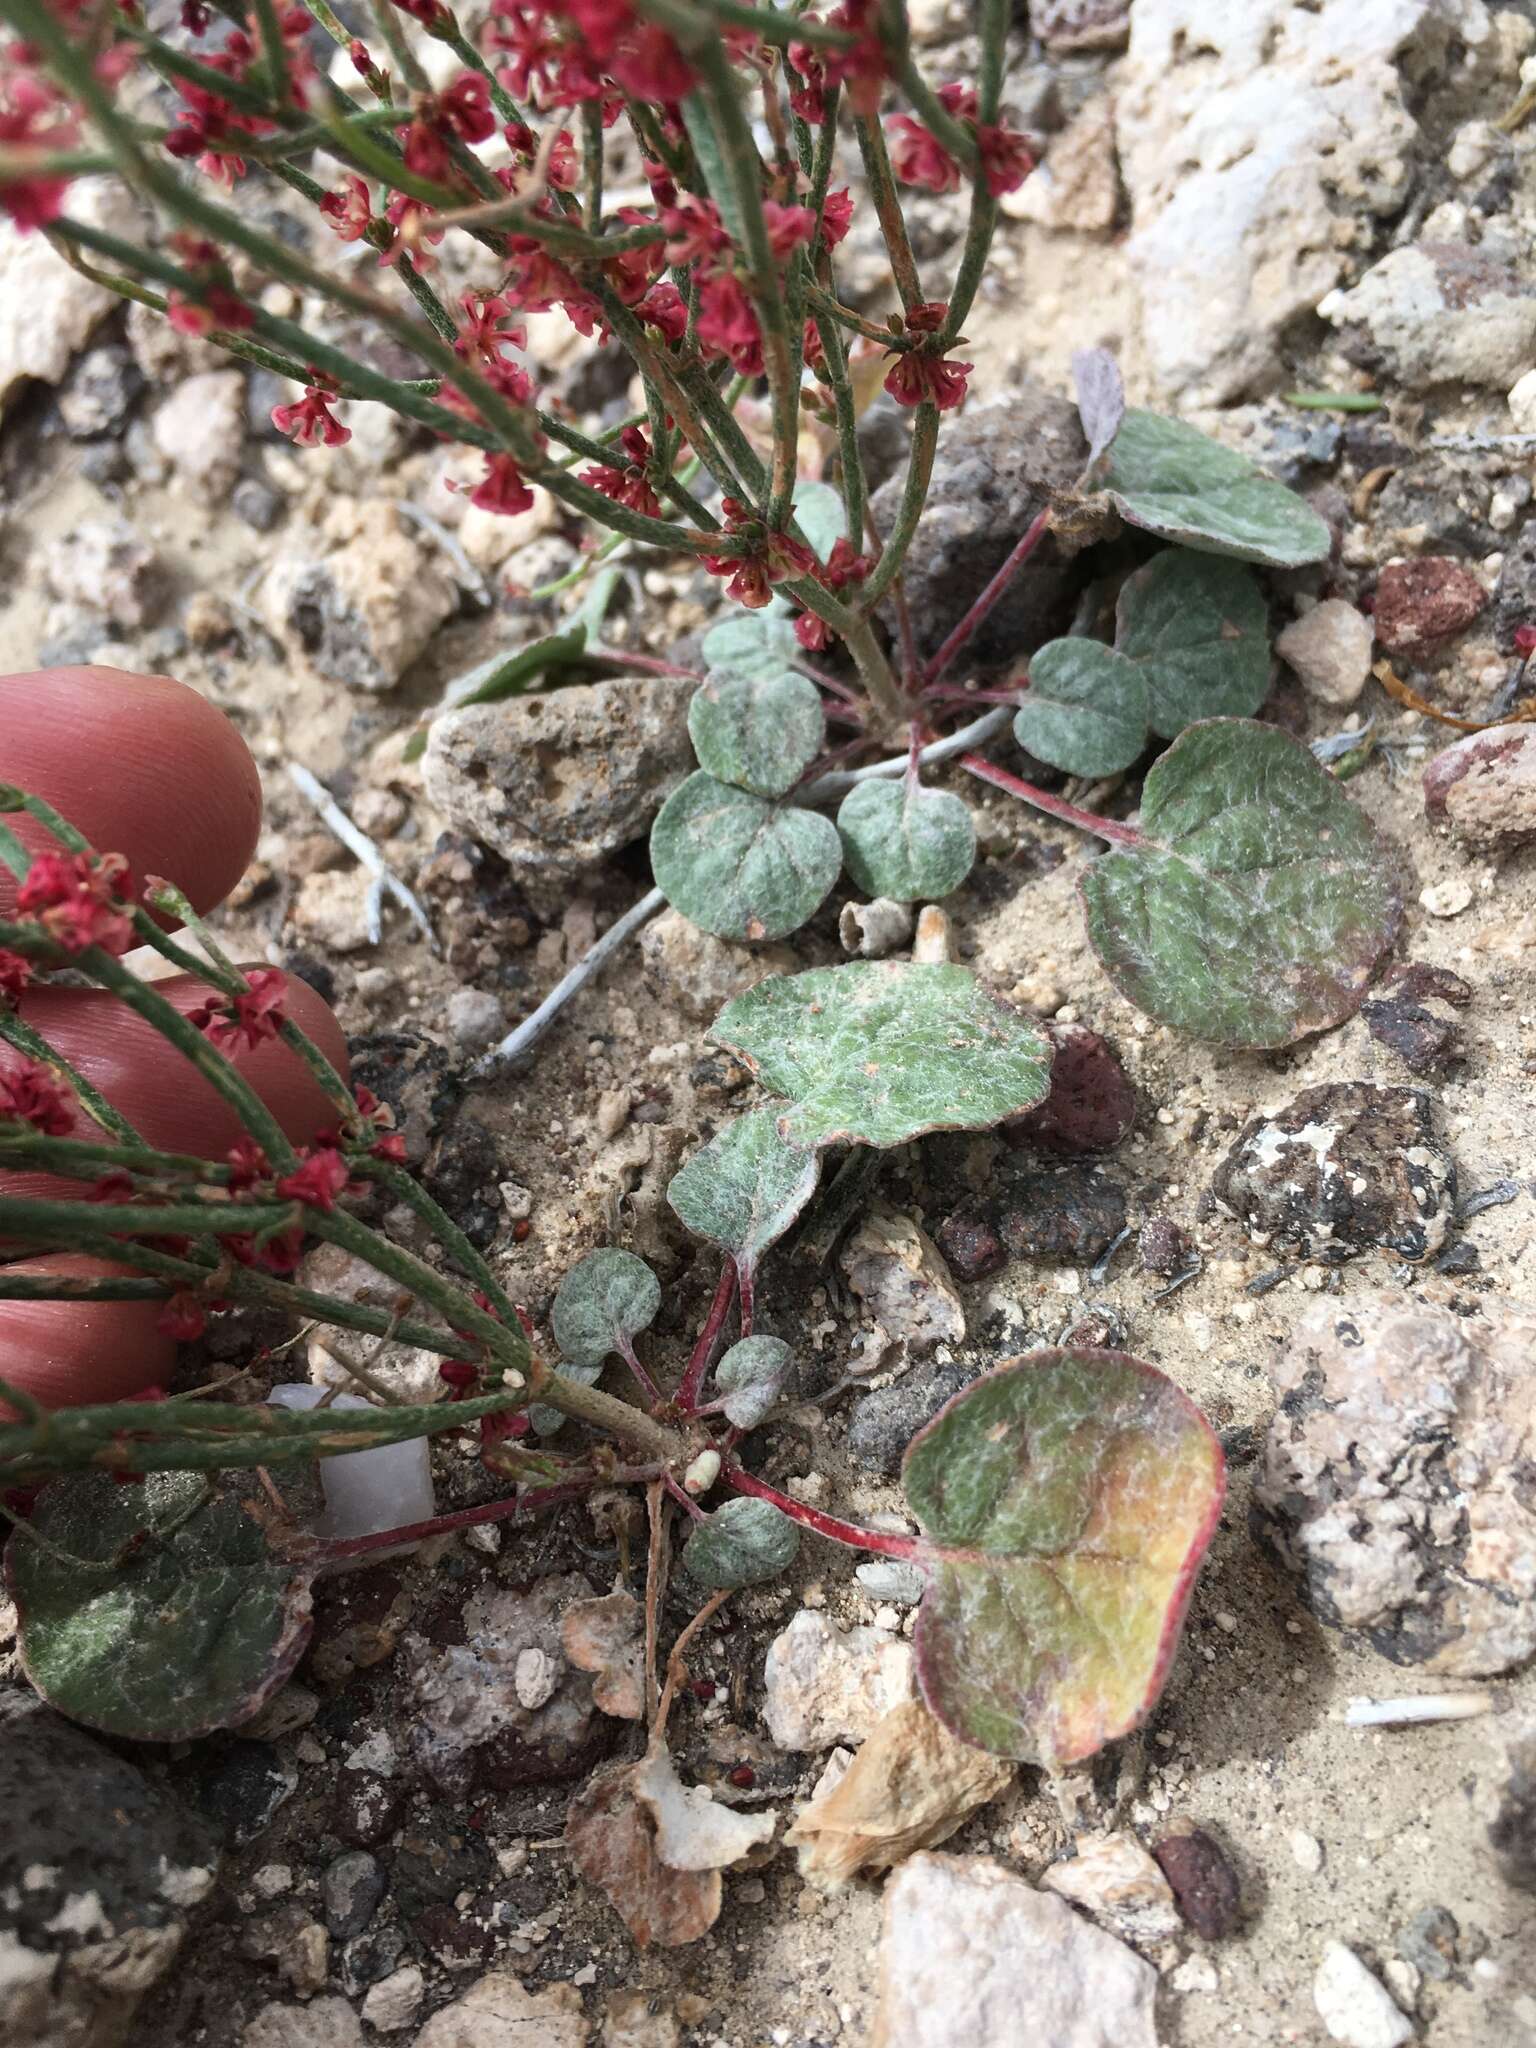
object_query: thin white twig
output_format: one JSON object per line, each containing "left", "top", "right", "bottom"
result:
{"left": 1344, "top": 1692, "right": 1495, "bottom": 1728}
{"left": 474, "top": 885, "right": 667, "bottom": 1076}
{"left": 397, "top": 502, "right": 493, "bottom": 609}
{"left": 287, "top": 763, "right": 438, "bottom": 953}
{"left": 802, "top": 705, "right": 1013, "bottom": 800}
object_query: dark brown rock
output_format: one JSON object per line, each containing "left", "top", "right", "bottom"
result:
{"left": 1210, "top": 1082, "right": 1456, "bottom": 1262}
{"left": 332, "top": 1770, "right": 407, "bottom": 1849}
{"left": 1138, "top": 1217, "right": 1192, "bottom": 1277}
{"left": 1006, "top": 1025, "right": 1136, "bottom": 1157}
{"left": 1152, "top": 1826, "right": 1242, "bottom": 1939}
{"left": 935, "top": 1210, "right": 1008, "bottom": 1281}
{"left": 1361, "top": 997, "right": 1460, "bottom": 1077}
{"left": 995, "top": 1164, "right": 1128, "bottom": 1264}
{"left": 1383, "top": 961, "right": 1473, "bottom": 1008}
{"left": 1373, "top": 556, "right": 1486, "bottom": 655}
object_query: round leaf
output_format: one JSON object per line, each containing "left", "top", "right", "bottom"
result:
{"left": 792, "top": 479, "right": 848, "bottom": 564}
{"left": 710, "top": 961, "right": 1053, "bottom": 1150}
{"left": 552, "top": 1248, "right": 661, "bottom": 1366}
{"left": 1014, "top": 641, "right": 1149, "bottom": 778}
{"left": 903, "top": 1348, "right": 1225, "bottom": 1767}
{"left": 683, "top": 1497, "right": 800, "bottom": 1589}
{"left": 667, "top": 1105, "right": 821, "bottom": 1269}
{"left": 1079, "top": 719, "right": 1403, "bottom": 1047}
{"left": 699, "top": 609, "right": 800, "bottom": 680}
{"left": 713, "top": 1335, "right": 793, "bottom": 1429}
{"left": 688, "top": 672, "right": 826, "bottom": 799}
{"left": 836, "top": 779, "right": 977, "bottom": 903}
{"left": 1115, "top": 549, "right": 1270, "bottom": 738}
{"left": 1094, "top": 409, "right": 1332, "bottom": 569}
{"left": 9, "top": 1472, "right": 314, "bottom": 1742}
{"left": 651, "top": 772, "right": 843, "bottom": 942}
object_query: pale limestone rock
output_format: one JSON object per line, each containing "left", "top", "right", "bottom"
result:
{"left": 1041, "top": 1832, "right": 1183, "bottom": 1944}
{"left": 362, "top": 1965, "right": 425, "bottom": 2034}
{"left": 1276, "top": 600, "right": 1375, "bottom": 708}
{"left": 1313, "top": 1942, "right": 1414, "bottom": 2048}
{"left": 872, "top": 1854, "right": 1158, "bottom": 2048}
{"left": 1003, "top": 97, "right": 1119, "bottom": 234}
{"left": 1319, "top": 241, "right": 1536, "bottom": 390}
{"left": 242, "top": 1997, "right": 365, "bottom": 2048}
{"left": 763, "top": 1608, "right": 914, "bottom": 1751}
{"left": 413, "top": 1971, "right": 588, "bottom": 2048}
{"left": 840, "top": 1206, "right": 965, "bottom": 1359}
{"left": 1118, "top": 0, "right": 1491, "bottom": 402}
{"left": 151, "top": 369, "right": 245, "bottom": 499}
{"left": 263, "top": 500, "right": 459, "bottom": 692}
{"left": 638, "top": 908, "right": 796, "bottom": 1022}
{"left": 0, "top": 179, "right": 142, "bottom": 401}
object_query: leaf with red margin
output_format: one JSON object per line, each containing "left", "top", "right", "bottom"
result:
{"left": 901, "top": 1349, "right": 1224, "bottom": 1768}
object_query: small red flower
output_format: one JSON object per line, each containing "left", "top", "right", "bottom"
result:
{"left": 319, "top": 173, "right": 372, "bottom": 242}
{"left": 0, "top": 950, "right": 31, "bottom": 1005}
{"left": 226, "top": 1138, "right": 271, "bottom": 1193}
{"left": 480, "top": 1408, "right": 530, "bottom": 1449}
{"left": 702, "top": 499, "right": 819, "bottom": 611}
{"left": 0, "top": 76, "right": 80, "bottom": 232}
{"left": 438, "top": 1358, "right": 479, "bottom": 1394}
{"left": 887, "top": 112, "right": 959, "bottom": 194}
{"left": 819, "top": 535, "right": 871, "bottom": 591}
{"left": 883, "top": 302, "right": 972, "bottom": 412}
{"left": 0, "top": 1059, "right": 75, "bottom": 1137}
{"left": 158, "top": 1293, "right": 208, "bottom": 1343}
{"left": 581, "top": 425, "right": 663, "bottom": 520}
{"left": 795, "top": 610, "right": 833, "bottom": 652}
{"left": 1515, "top": 623, "right": 1536, "bottom": 657}
{"left": 469, "top": 452, "right": 535, "bottom": 519}
{"left": 457, "top": 288, "right": 528, "bottom": 368}
{"left": 380, "top": 194, "right": 445, "bottom": 268}
{"left": 16, "top": 850, "right": 135, "bottom": 957}
{"left": 166, "top": 282, "right": 252, "bottom": 335}
{"left": 819, "top": 187, "right": 855, "bottom": 246}
{"left": 978, "top": 123, "right": 1036, "bottom": 197}
{"left": 441, "top": 72, "right": 496, "bottom": 144}
{"left": 636, "top": 280, "right": 688, "bottom": 343}
{"left": 661, "top": 194, "right": 728, "bottom": 269}
{"left": 370, "top": 1132, "right": 408, "bottom": 1164}
{"left": 188, "top": 968, "right": 288, "bottom": 1054}
{"left": 762, "top": 200, "right": 818, "bottom": 261}
{"left": 272, "top": 384, "right": 351, "bottom": 447}
{"left": 86, "top": 1170, "right": 137, "bottom": 1203}
{"left": 696, "top": 271, "right": 762, "bottom": 376}
{"left": 275, "top": 1147, "right": 353, "bottom": 1212}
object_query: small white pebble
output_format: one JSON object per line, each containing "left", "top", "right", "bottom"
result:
{"left": 1420, "top": 878, "right": 1474, "bottom": 918}
{"left": 1290, "top": 1830, "right": 1324, "bottom": 1875}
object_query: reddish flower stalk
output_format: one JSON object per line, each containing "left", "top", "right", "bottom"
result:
{"left": 726, "top": 1466, "right": 925, "bottom": 1559}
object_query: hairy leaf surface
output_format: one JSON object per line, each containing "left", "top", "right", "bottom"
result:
{"left": 10, "top": 1472, "right": 314, "bottom": 1742}
{"left": 667, "top": 1106, "right": 820, "bottom": 1267}
{"left": 552, "top": 1248, "right": 660, "bottom": 1366}
{"left": 1095, "top": 410, "right": 1332, "bottom": 568}
{"left": 1115, "top": 549, "right": 1270, "bottom": 737}
{"left": 836, "top": 779, "right": 977, "bottom": 902}
{"left": 903, "top": 1349, "right": 1224, "bottom": 1766}
{"left": 683, "top": 1497, "right": 800, "bottom": 1588}
{"left": 1072, "top": 346, "right": 1126, "bottom": 473}
{"left": 699, "top": 610, "right": 801, "bottom": 679}
{"left": 710, "top": 962, "right": 1052, "bottom": 1148}
{"left": 651, "top": 772, "right": 842, "bottom": 941}
{"left": 1014, "top": 641, "right": 1148, "bottom": 778}
{"left": 1080, "top": 720, "right": 1402, "bottom": 1046}
{"left": 689, "top": 672, "right": 825, "bottom": 798}
{"left": 713, "top": 1336, "right": 793, "bottom": 1428}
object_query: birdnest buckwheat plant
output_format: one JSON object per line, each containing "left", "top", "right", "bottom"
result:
{"left": 0, "top": 0, "right": 1417, "bottom": 1953}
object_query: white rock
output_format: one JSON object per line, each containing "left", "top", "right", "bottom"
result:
{"left": 1509, "top": 367, "right": 1536, "bottom": 432}
{"left": 1314, "top": 1941, "right": 1414, "bottom": 2048}
{"left": 840, "top": 1206, "right": 965, "bottom": 1358}
{"left": 763, "top": 1608, "right": 914, "bottom": 1751}
{"left": 458, "top": 485, "right": 560, "bottom": 570}
{"left": 413, "top": 1970, "right": 588, "bottom": 2048}
{"left": 638, "top": 907, "right": 796, "bottom": 1022}
{"left": 42, "top": 518, "right": 161, "bottom": 628}
{"left": 263, "top": 500, "right": 459, "bottom": 693}
{"left": 445, "top": 986, "right": 506, "bottom": 1051}
{"left": 1118, "top": 0, "right": 1491, "bottom": 402}
{"left": 1290, "top": 1829, "right": 1325, "bottom": 1874}
{"left": 1319, "top": 240, "right": 1536, "bottom": 390}
{"left": 1041, "top": 1832, "right": 1182, "bottom": 1944}
{"left": 872, "top": 1854, "right": 1158, "bottom": 2048}
{"left": 362, "top": 1965, "right": 425, "bottom": 2034}
{"left": 290, "top": 869, "right": 375, "bottom": 954}
{"left": 0, "top": 179, "right": 142, "bottom": 400}
{"left": 1170, "top": 1954, "right": 1219, "bottom": 1993}
{"left": 269, "top": 1385, "right": 434, "bottom": 1540}
{"left": 242, "top": 1996, "right": 365, "bottom": 2048}
{"left": 1276, "top": 601, "right": 1375, "bottom": 708}
{"left": 1419, "top": 877, "right": 1473, "bottom": 917}
{"left": 151, "top": 370, "right": 245, "bottom": 498}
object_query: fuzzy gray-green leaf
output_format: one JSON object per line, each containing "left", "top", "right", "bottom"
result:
{"left": 792, "top": 479, "right": 847, "bottom": 564}
{"left": 1094, "top": 410, "right": 1332, "bottom": 569}
{"left": 10, "top": 1472, "right": 314, "bottom": 1742}
{"left": 711, "top": 962, "right": 1052, "bottom": 1149}
{"left": 836, "top": 779, "right": 976, "bottom": 903}
{"left": 1115, "top": 549, "right": 1270, "bottom": 738}
{"left": 700, "top": 610, "right": 801, "bottom": 679}
{"left": 1014, "top": 641, "right": 1148, "bottom": 778}
{"left": 552, "top": 1248, "right": 660, "bottom": 1367}
{"left": 683, "top": 1497, "right": 800, "bottom": 1588}
{"left": 714, "top": 1336, "right": 793, "bottom": 1429}
{"left": 650, "top": 772, "right": 843, "bottom": 941}
{"left": 667, "top": 1106, "right": 821, "bottom": 1267}
{"left": 1079, "top": 719, "right": 1402, "bottom": 1047}
{"left": 689, "top": 673, "right": 826, "bottom": 798}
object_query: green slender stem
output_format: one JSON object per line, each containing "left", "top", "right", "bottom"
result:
{"left": 582, "top": 98, "right": 604, "bottom": 231}
{"left": 860, "top": 401, "right": 938, "bottom": 608}
{"left": 5, "top": 1198, "right": 293, "bottom": 1239}
{"left": 803, "top": 284, "right": 909, "bottom": 348}
{"left": 351, "top": 1157, "right": 520, "bottom": 1331}
{"left": 0, "top": 1011, "right": 144, "bottom": 1146}
{"left": 812, "top": 310, "right": 868, "bottom": 548}
{"left": 0, "top": 1132, "right": 226, "bottom": 1185}
{"left": 369, "top": 0, "right": 432, "bottom": 90}
{"left": 877, "top": 0, "right": 978, "bottom": 168}
{"left": 939, "top": 185, "right": 995, "bottom": 346}
{"left": 298, "top": 0, "right": 393, "bottom": 99}
{"left": 977, "top": 0, "right": 1007, "bottom": 120}
{"left": 0, "top": 1275, "right": 169, "bottom": 1303}
{"left": 701, "top": 0, "right": 854, "bottom": 48}
{"left": 854, "top": 113, "right": 923, "bottom": 310}
{"left": 251, "top": 0, "right": 296, "bottom": 108}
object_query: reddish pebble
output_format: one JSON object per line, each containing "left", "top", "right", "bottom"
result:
{"left": 1373, "top": 555, "right": 1487, "bottom": 655}
{"left": 728, "top": 1764, "right": 755, "bottom": 1789}
{"left": 1153, "top": 1824, "right": 1243, "bottom": 1939}
{"left": 512, "top": 1218, "right": 531, "bottom": 1243}
{"left": 692, "top": 1679, "right": 716, "bottom": 1700}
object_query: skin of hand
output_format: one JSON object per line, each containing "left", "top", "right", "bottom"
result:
{"left": 1, "top": 666, "right": 350, "bottom": 1409}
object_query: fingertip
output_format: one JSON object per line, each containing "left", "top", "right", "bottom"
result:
{"left": 0, "top": 1255, "right": 176, "bottom": 1414}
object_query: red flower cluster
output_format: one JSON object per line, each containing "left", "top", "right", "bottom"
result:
{"left": 702, "top": 498, "right": 820, "bottom": 610}
{"left": 272, "top": 383, "right": 351, "bottom": 447}
{"left": 883, "top": 301, "right": 972, "bottom": 412}
{"left": 794, "top": 536, "right": 871, "bottom": 648}
{"left": 487, "top": 0, "right": 693, "bottom": 109}
{"left": 0, "top": 950, "right": 31, "bottom": 1005}
{"left": 888, "top": 82, "right": 1036, "bottom": 199}
{"left": 789, "top": 0, "right": 888, "bottom": 122}
{"left": 0, "top": 75, "right": 80, "bottom": 233}
{"left": 581, "top": 425, "right": 663, "bottom": 520}
{"left": 275, "top": 1146, "right": 355, "bottom": 1212}
{"left": 0, "top": 1058, "right": 74, "bottom": 1137}
{"left": 187, "top": 968, "right": 288, "bottom": 1054}
{"left": 320, "top": 173, "right": 372, "bottom": 243}
{"left": 16, "top": 849, "right": 135, "bottom": 957}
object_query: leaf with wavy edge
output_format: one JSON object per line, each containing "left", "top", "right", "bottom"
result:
{"left": 902, "top": 1348, "right": 1224, "bottom": 1767}
{"left": 552, "top": 1248, "right": 660, "bottom": 1367}
{"left": 836, "top": 780, "right": 977, "bottom": 903}
{"left": 1014, "top": 640, "right": 1148, "bottom": 779}
{"left": 1094, "top": 409, "right": 1332, "bottom": 569}
{"left": 10, "top": 1471, "right": 314, "bottom": 1742}
{"left": 710, "top": 961, "right": 1052, "bottom": 1150}
{"left": 1115, "top": 549, "right": 1270, "bottom": 738}
{"left": 651, "top": 771, "right": 842, "bottom": 942}
{"left": 689, "top": 672, "right": 826, "bottom": 799}
{"left": 667, "top": 1105, "right": 820, "bottom": 1271}
{"left": 1079, "top": 719, "right": 1402, "bottom": 1047}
